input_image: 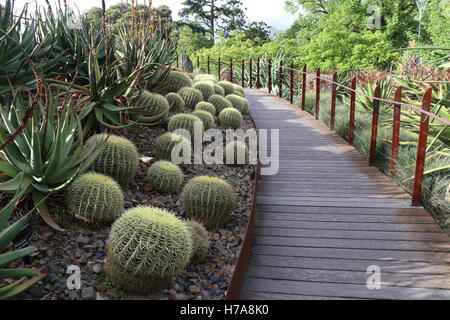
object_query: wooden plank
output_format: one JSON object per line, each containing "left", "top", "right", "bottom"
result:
{"left": 240, "top": 291, "right": 355, "bottom": 300}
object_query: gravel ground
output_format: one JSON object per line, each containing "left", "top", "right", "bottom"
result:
{"left": 9, "top": 112, "right": 256, "bottom": 300}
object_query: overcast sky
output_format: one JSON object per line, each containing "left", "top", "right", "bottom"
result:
{"left": 5, "top": 0, "right": 298, "bottom": 30}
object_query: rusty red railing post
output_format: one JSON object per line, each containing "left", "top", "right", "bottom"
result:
{"left": 301, "top": 65, "right": 306, "bottom": 111}
{"left": 207, "top": 56, "right": 210, "bottom": 74}
{"left": 218, "top": 57, "right": 221, "bottom": 80}
{"left": 369, "top": 84, "right": 381, "bottom": 166}
{"left": 412, "top": 88, "right": 433, "bottom": 205}
{"left": 249, "top": 59, "right": 253, "bottom": 88}
{"left": 290, "top": 62, "right": 294, "bottom": 104}
{"left": 315, "top": 68, "right": 320, "bottom": 120}
{"left": 230, "top": 58, "right": 233, "bottom": 82}
{"left": 268, "top": 59, "right": 272, "bottom": 94}
{"left": 197, "top": 56, "right": 199, "bottom": 69}
{"left": 348, "top": 77, "right": 357, "bottom": 145}
{"left": 241, "top": 59, "right": 245, "bottom": 87}
{"left": 176, "top": 54, "right": 179, "bottom": 69}
{"left": 279, "top": 60, "right": 283, "bottom": 98}
{"left": 330, "top": 72, "right": 337, "bottom": 130}
{"left": 256, "top": 57, "right": 260, "bottom": 89}
{"left": 390, "top": 86, "right": 403, "bottom": 177}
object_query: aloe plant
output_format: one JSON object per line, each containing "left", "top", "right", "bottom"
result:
{"left": 0, "top": 91, "right": 104, "bottom": 231}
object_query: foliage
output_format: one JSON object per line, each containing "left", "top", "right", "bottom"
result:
{"left": 146, "top": 161, "right": 184, "bottom": 194}
{"left": 155, "top": 133, "right": 192, "bottom": 162}
{"left": 218, "top": 107, "right": 243, "bottom": 129}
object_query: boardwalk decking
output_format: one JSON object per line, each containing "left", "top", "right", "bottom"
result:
{"left": 240, "top": 89, "right": 450, "bottom": 300}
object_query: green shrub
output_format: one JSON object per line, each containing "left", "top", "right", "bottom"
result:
{"left": 88, "top": 134, "right": 139, "bottom": 188}
{"left": 193, "top": 81, "right": 215, "bottom": 101}
{"left": 147, "top": 161, "right": 184, "bottom": 194}
{"left": 208, "top": 94, "right": 233, "bottom": 114}
{"left": 160, "top": 70, "right": 192, "bottom": 93}
{"left": 134, "top": 91, "right": 170, "bottom": 121}
{"left": 67, "top": 172, "right": 124, "bottom": 224}
{"left": 223, "top": 141, "right": 249, "bottom": 166}
{"left": 178, "top": 87, "right": 204, "bottom": 109}
{"left": 165, "top": 92, "right": 185, "bottom": 113}
{"left": 168, "top": 113, "right": 204, "bottom": 137}
{"left": 182, "top": 176, "right": 237, "bottom": 230}
{"left": 185, "top": 220, "right": 210, "bottom": 261}
{"left": 105, "top": 206, "right": 193, "bottom": 294}
{"left": 218, "top": 108, "right": 243, "bottom": 129}
{"left": 155, "top": 132, "right": 192, "bottom": 162}
{"left": 213, "top": 84, "right": 225, "bottom": 96}
{"left": 193, "top": 110, "right": 215, "bottom": 130}
{"left": 218, "top": 81, "right": 235, "bottom": 95}
{"left": 226, "top": 94, "right": 247, "bottom": 114}
{"left": 195, "top": 101, "right": 216, "bottom": 116}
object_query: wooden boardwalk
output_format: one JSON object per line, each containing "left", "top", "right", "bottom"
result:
{"left": 240, "top": 89, "right": 450, "bottom": 300}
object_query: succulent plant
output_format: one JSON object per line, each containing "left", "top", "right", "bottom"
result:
{"left": 88, "top": 134, "right": 139, "bottom": 188}
{"left": 194, "top": 74, "right": 217, "bottom": 83}
{"left": 185, "top": 220, "right": 210, "bottom": 261}
{"left": 218, "top": 81, "right": 235, "bottom": 95}
{"left": 155, "top": 133, "right": 192, "bottom": 162}
{"left": 105, "top": 206, "right": 193, "bottom": 294}
{"left": 133, "top": 91, "right": 170, "bottom": 121}
{"left": 66, "top": 172, "right": 124, "bottom": 224}
{"left": 147, "top": 161, "right": 184, "bottom": 193}
{"left": 233, "top": 91, "right": 244, "bottom": 97}
{"left": 182, "top": 176, "right": 237, "bottom": 230}
{"left": 241, "top": 98, "right": 250, "bottom": 114}
{"left": 208, "top": 94, "right": 233, "bottom": 114}
{"left": 178, "top": 87, "right": 204, "bottom": 109}
{"left": 160, "top": 70, "right": 193, "bottom": 93}
{"left": 223, "top": 141, "right": 249, "bottom": 166}
{"left": 195, "top": 101, "right": 216, "bottom": 116}
{"left": 193, "top": 81, "right": 215, "bottom": 101}
{"left": 165, "top": 92, "right": 185, "bottom": 113}
{"left": 193, "top": 110, "right": 215, "bottom": 130}
{"left": 218, "top": 108, "right": 243, "bottom": 129}
{"left": 226, "top": 94, "right": 247, "bottom": 114}
{"left": 168, "top": 114, "right": 204, "bottom": 138}
{"left": 233, "top": 84, "right": 245, "bottom": 95}
{"left": 213, "top": 84, "right": 225, "bottom": 96}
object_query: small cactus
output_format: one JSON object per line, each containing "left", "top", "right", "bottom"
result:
{"left": 182, "top": 176, "right": 237, "bottom": 230}
{"left": 67, "top": 172, "right": 124, "bottom": 224}
{"left": 193, "top": 110, "right": 215, "bottom": 130}
{"left": 195, "top": 101, "right": 216, "bottom": 116}
{"left": 168, "top": 113, "right": 204, "bottom": 138}
{"left": 218, "top": 81, "right": 235, "bottom": 95}
{"left": 88, "top": 134, "right": 139, "bottom": 188}
{"left": 241, "top": 98, "right": 250, "bottom": 114}
{"left": 165, "top": 92, "right": 185, "bottom": 113}
{"left": 223, "top": 141, "right": 249, "bottom": 166}
{"left": 218, "top": 108, "right": 243, "bottom": 129}
{"left": 208, "top": 94, "right": 233, "bottom": 114}
{"left": 105, "top": 206, "right": 193, "bottom": 294}
{"left": 132, "top": 91, "right": 170, "bottom": 122}
{"left": 160, "top": 70, "right": 192, "bottom": 93}
{"left": 193, "top": 81, "right": 215, "bottom": 101}
{"left": 178, "top": 87, "right": 204, "bottom": 109}
{"left": 155, "top": 132, "right": 191, "bottom": 162}
{"left": 226, "top": 94, "right": 247, "bottom": 114}
{"left": 185, "top": 220, "right": 210, "bottom": 261}
{"left": 233, "top": 84, "right": 245, "bottom": 95}
{"left": 213, "top": 84, "right": 225, "bottom": 96}
{"left": 147, "top": 161, "right": 183, "bottom": 193}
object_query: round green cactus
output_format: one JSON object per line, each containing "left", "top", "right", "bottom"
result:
{"left": 218, "top": 108, "right": 243, "bottom": 129}
{"left": 208, "top": 94, "right": 233, "bottom": 114}
{"left": 178, "top": 87, "right": 204, "bottom": 109}
{"left": 133, "top": 91, "right": 170, "bottom": 120}
{"left": 161, "top": 70, "right": 193, "bottom": 93}
{"left": 233, "top": 91, "right": 244, "bottom": 97}
{"left": 193, "top": 81, "right": 215, "bottom": 101}
{"left": 67, "top": 172, "right": 124, "bottom": 224}
{"left": 168, "top": 113, "right": 204, "bottom": 138}
{"left": 147, "top": 161, "right": 183, "bottom": 194}
{"left": 213, "top": 84, "right": 225, "bottom": 96}
{"left": 195, "top": 101, "right": 216, "bottom": 116}
{"left": 226, "top": 94, "right": 247, "bottom": 114}
{"left": 223, "top": 141, "right": 249, "bottom": 166}
{"left": 193, "top": 110, "right": 215, "bottom": 130}
{"left": 241, "top": 98, "right": 250, "bottom": 114}
{"left": 88, "top": 134, "right": 139, "bottom": 188}
{"left": 182, "top": 176, "right": 237, "bottom": 230}
{"left": 155, "top": 132, "right": 192, "bottom": 162}
{"left": 105, "top": 206, "right": 193, "bottom": 294}
{"left": 185, "top": 220, "right": 210, "bottom": 261}
{"left": 194, "top": 74, "right": 217, "bottom": 83}
{"left": 165, "top": 92, "right": 185, "bottom": 113}
{"left": 218, "top": 81, "right": 235, "bottom": 95}
{"left": 233, "top": 84, "right": 245, "bottom": 95}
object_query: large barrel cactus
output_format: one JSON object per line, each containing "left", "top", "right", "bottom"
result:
{"left": 178, "top": 87, "right": 204, "bottom": 109}
{"left": 218, "top": 81, "right": 235, "bottom": 95}
{"left": 193, "top": 110, "right": 215, "bottom": 130}
{"left": 160, "top": 70, "right": 193, "bottom": 93}
{"left": 226, "top": 94, "right": 247, "bottom": 114}
{"left": 105, "top": 206, "right": 193, "bottom": 294}
{"left": 208, "top": 94, "right": 233, "bottom": 114}
{"left": 67, "top": 172, "right": 124, "bottom": 224}
{"left": 193, "top": 81, "right": 215, "bottom": 101}
{"left": 233, "top": 84, "right": 245, "bottom": 95}
{"left": 218, "top": 108, "right": 243, "bottom": 129}
{"left": 213, "top": 84, "right": 225, "bottom": 96}
{"left": 195, "top": 101, "right": 216, "bottom": 116}
{"left": 182, "top": 176, "right": 237, "bottom": 230}
{"left": 147, "top": 161, "right": 184, "bottom": 194}
{"left": 165, "top": 92, "right": 185, "bottom": 113}
{"left": 185, "top": 220, "right": 210, "bottom": 261}
{"left": 168, "top": 113, "right": 204, "bottom": 138}
{"left": 88, "top": 134, "right": 139, "bottom": 188}
{"left": 133, "top": 91, "right": 170, "bottom": 122}
{"left": 155, "top": 132, "right": 192, "bottom": 162}
{"left": 194, "top": 74, "right": 217, "bottom": 83}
